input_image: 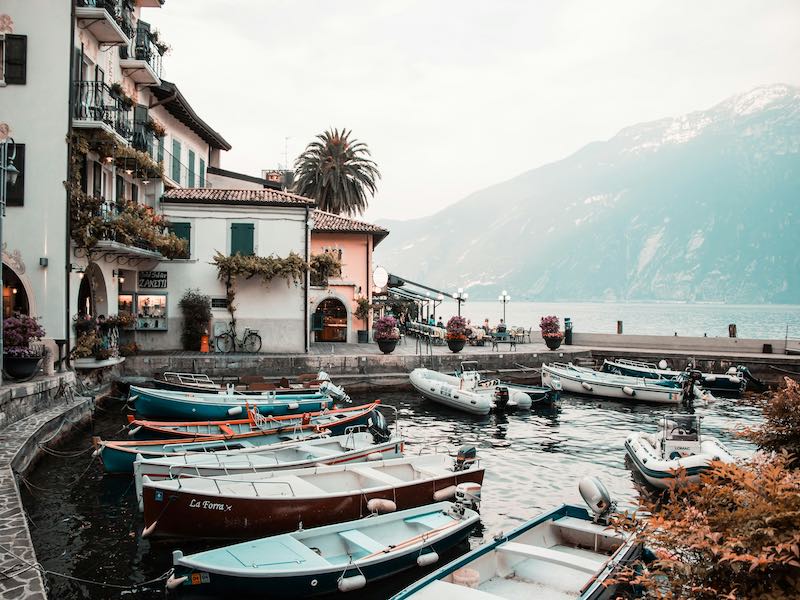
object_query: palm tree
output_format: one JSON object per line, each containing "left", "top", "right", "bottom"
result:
{"left": 293, "top": 129, "right": 380, "bottom": 216}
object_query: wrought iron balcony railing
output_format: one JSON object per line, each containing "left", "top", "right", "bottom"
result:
{"left": 76, "top": 0, "right": 134, "bottom": 40}
{"left": 73, "top": 80, "right": 133, "bottom": 140}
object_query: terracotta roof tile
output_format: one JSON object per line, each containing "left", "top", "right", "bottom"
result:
{"left": 161, "top": 188, "right": 315, "bottom": 206}
{"left": 312, "top": 210, "right": 389, "bottom": 240}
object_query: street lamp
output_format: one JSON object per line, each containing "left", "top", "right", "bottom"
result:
{"left": 498, "top": 290, "right": 511, "bottom": 323}
{"left": 0, "top": 136, "right": 20, "bottom": 386}
{"left": 452, "top": 287, "right": 468, "bottom": 317}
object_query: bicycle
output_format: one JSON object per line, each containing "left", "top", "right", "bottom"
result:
{"left": 215, "top": 321, "right": 262, "bottom": 353}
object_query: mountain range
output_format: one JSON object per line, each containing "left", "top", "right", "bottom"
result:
{"left": 375, "top": 84, "right": 800, "bottom": 304}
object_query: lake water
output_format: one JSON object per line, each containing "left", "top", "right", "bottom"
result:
{"left": 21, "top": 391, "right": 762, "bottom": 599}
{"left": 432, "top": 300, "right": 800, "bottom": 339}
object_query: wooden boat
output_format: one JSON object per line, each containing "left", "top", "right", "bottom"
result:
{"left": 601, "top": 358, "right": 749, "bottom": 395}
{"left": 141, "top": 449, "right": 485, "bottom": 540}
{"left": 133, "top": 429, "right": 404, "bottom": 510}
{"left": 541, "top": 363, "right": 699, "bottom": 404}
{"left": 126, "top": 401, "right": 381, "bottom": 440}
{"left": 93, "top": 427, "right": 325, "bottom": 474}
{"left": 165, "top": 500, "right": 480, "bottom": 598}
{"left": 153, "top": 371, "right": 324, "bottom": 395}
{"left": 129, "top": 383, "right": 347, "bottom": 421}
{"left": 392, "top": 478, "right": 640, "bottom": 600}
{"left": 625, "top": 414, "right": 735, "bottom": 489}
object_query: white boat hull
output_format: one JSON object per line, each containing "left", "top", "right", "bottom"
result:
{"left": 542, "top": 363, "right": 684, "bottom": 404}
{"left": 409, "top": 369, "right": 492, "bottom": 415}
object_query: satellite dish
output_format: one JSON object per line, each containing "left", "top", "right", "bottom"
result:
{"left": 373, "top": 266, "right": 389, "bottom": 288}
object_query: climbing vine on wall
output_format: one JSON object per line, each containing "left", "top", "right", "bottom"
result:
{"left": 309, "top": 252, "right": 343, "bottom": 286}
{"left": 212, "top": 251, "right": 309, "bottom": 322}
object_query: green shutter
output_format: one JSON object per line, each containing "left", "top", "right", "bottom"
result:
{"left": 171, "top": 222, "right": 191, "bottom": 258}
{"left": 188, "top": 149, "right": 195, "bottom": 187}
{"left": 5, "top": 35, "right": 27, "bottom": 85}
{"left": 171, "top": 139, "right": 181, "bottom": 182}
{"left": 230, "top": 223, "right": 254, "bottom": 256}
{"left": 157, "top": 137, "right": 164, "bottom": 164}
{"left": 199, "top": 158, "right": 206, "bottom": 187}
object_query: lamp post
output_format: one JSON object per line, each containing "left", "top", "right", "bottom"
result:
{"left": 0, "top": 137, "right": 20, "bottom": 387}
{"left": 452, "top": 288, "right": 468, "bottom": 317}
{"left": 498, "top": 290, "right": 511, "bottom": 323}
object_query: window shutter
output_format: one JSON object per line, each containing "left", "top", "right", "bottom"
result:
{"left": 188, "top": 149, "right": 195, "bottom": 187}
{"left": 5, "top": 35, "right": 27, "bottom": 85}
{"left": 199, "top": 158, "right": 206, "bottom": 187}
{"left": 133, "top": 104, "right": 150, "bottom": 152}
{"left": 170, "top": 222, "right": 191, "bottom": 258}
{"left": 115, "top": 174, "right": 124, "bottom": 202}
{"left": 131, "top": 183, "right": 138, "bottom": 204}
{"left": 230, "top": 223, "right": 254, "bottom": 256}
{"left": 5, "top": 144, "right": 25, "bottom": 207}
{"left": 157, "top": 137, "right": 164, "bottom": 164}
{"left": 92, "top": 161, "right": 102, "bottom": 197}
{"left": 171, "top": 139, "right": 181, "bottom": 183}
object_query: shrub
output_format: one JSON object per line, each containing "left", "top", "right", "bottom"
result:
{"left": 71, "top": 331, "right": 99, "bottom": 359}
{"left": 3, "top": 313, "right": 45, "bottom": 357}
{"left": 539, "top": 315, "right": 561, "bottom": 338}
{"left": 178, "top": 289, "right": 212, "bottom": 351}
{"left": 118, "top": 342, "right": 139, "bottom": 357}
{"left": 354, "top": 297, "right": 371, "bottom": 323}
{"left": 741, "top": 377, "right": 800, "bottom": 463}
{"left": 374, "top": 316, "right": 400, "bottom": 341}
{"left": 446, "top": 316, "right": 467, "bottom": 340}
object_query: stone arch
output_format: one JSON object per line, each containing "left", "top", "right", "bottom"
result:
{"left": 2, "top": 259, "right": 35, "bottom": 318}
{"left": 311, "top": 293, "right": 352, "bottom": 343}
{"left": 76, "top": 262, "right": 109, "bottom": 318}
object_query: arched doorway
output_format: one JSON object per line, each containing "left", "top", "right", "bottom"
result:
{"left": 76, "top": 263, "right": 108, "bottom": 318}
{"left": 313, "top": 298, "right": 348, "bottom": 342}
{"left": 3, "top": 263, "right": 30, "bottom": 318}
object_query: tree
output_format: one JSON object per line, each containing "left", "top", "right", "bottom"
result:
{"left": 293, "top": 128, "right": 380, "bottom": 216}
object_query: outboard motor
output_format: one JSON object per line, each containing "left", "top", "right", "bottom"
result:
{"left": 455, "top": 445, "right": 477, "bottom": 471}
{"left": 494, "top": 387, "right": 510, "bottom": 411}
{"left": 319, "top": 381, "right": 350, "bottom": 404}
{"left": 317, "top": 370, "right": 331, "bottom": 382}
{"left": 579, "top": 476, "right": 616, "bottom": 525}
{"left": 453, "top": 482, "right": 482, "bottom": 515}
{"left": 368, "top": 409, "right": 392, "bottom": 443}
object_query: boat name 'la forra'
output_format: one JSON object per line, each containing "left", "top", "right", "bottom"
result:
{"left": 189, "top": 499, "right": 232, "bottom": 512}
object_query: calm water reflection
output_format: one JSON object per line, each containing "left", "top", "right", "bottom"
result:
{"left": 21, "top": 390, "right": 761, "bottom": 599}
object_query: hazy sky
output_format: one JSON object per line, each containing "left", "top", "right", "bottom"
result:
{"left": 147, "top": 0, "right": 800, "bottom": 221}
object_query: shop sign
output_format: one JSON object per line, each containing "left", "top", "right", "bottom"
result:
{"left": 138, "top": 270, "right": 168, "bottom": 289}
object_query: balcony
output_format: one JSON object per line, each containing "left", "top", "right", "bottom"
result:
{"left": 90, "top": 202, "right": 164, "bottom": 260}
{"left": 75, "top": 0, "right": 132, "bottom": 46}
{"left": 119, "top": 27, "right": 163, "bottom": 85}
{"left": 72, "top": 80, "right": 133, "bottom": 144}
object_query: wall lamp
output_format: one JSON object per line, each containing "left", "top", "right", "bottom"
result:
{"left": 70, "top": 264, "right": 86, "bottom": 279}
{"left": 113, "top": 269, "right": 125, "bottom": 284}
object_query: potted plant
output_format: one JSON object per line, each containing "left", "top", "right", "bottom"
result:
{"left": 354, "top": 297, "right": 371, "bottom": 343}
{"left": 540, "top": 315, "right": 563, "bottom": 350}
{"left": 446, "top": 316, "right": 467, "bottom": 353}
{"left": 178, "top": 289, "right": 212, "bottom": 351}
{"left": 3, "top": 313, "right": 45, "bottom": 380}
{"left": 374, "top": 316, "right": 400, "bottom": 354}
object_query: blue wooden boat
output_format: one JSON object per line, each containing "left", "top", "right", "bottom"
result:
{"left": 129, "top": 385, "right": 335, "bottom": 420}
{"left": 92, "top": 427, "right": 321, "bottom": 474}
{"left": 392, "top": 478, "right": 641, "bottom": 600}
{"left": 165, "top": 500, "right": 480, "bottom": 598}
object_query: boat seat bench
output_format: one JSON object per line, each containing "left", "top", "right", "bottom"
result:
{"left": 339, "top": 529, "right": 385, "bottom": 553}
{"left": 404, "top": 511, "right": 450, "bottom": 529}
{"left": 497, "top": 542, "right": 599, "bottom": 573}
{"left": 349, "top": 466, "right": 404, "bottom": 486}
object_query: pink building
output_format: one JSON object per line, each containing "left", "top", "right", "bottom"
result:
{"left": 309, "top": 210, "right": 388, "bottom": 343}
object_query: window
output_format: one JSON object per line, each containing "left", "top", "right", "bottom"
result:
{"left": 199, "top": 158, "right": 206, "bottom": 187}
{"left": 116, "top": 174, "right": 125, "bottom": 202}
{"left": 131, "top": 183, "right": 138, "bottom": 204}
{"left": 230, "top": 223, "right": 254, "bottom": 256}
{"left": 170, "top": 222, "right": 191, "bottom": 259}
{"left": 92, "top": 161, "right": 102, "bottom": 197}
{"left": 3, "top": 34, "right": 27, "bottom": 85}
{"left": 171, "top": 138, "right": 181, "bottom": 183}
{"left": 188, "top": 149, "right": 195, "bottom": 187}
{"left": 5, "top": 144, "right": 25, "bottom": 206}
{"left": 157, "top": 137, "right": 164, "bottom": 164}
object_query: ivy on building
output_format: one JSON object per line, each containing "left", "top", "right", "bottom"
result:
{"left": 309, "top": 252, "right": 343, "bottom": 286}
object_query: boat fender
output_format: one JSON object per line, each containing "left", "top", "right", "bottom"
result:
{"left": 658, "top": 360, "right": 668, "bottom": 370}
{"left": 227, "top": 406, "right": 243, "bottom": 416}
{"left": 417, "top": 551, "right": 439, "bottom": 567}
{"left": 622, "top": 386, "right": 635, "bottom": 397}
{"left": 165, "top": 574, "right": 188, "bottom": 590}
{"left": 512, "top": 391, "right": 532, "bottom": 409}
{"left": 288, "top": 402, "right": 300, "bottom": 410}
{"left": 367, "top": 498, "right": 397, "bottom": 514}
{"left": 433, "top": 485, "right": 456, "bottom": 501}
{"left": 366, "top": 452, "right": 383, "bottom": 461}
{"left": 338, "top": 574, "right": 366, "bottom": 592}
{"left": 581, "top": 381, "right": 593, "bottom": 391}
{"left": 705, "top": 375, "right": 717, "bottom": 383}
{"left": 729, "top": 376, "right": 741, "bottom": 384}
{"left": 727, "top": 366, "right": 738, "bottom": 375}
{"left": 452, "top": 567, "right": 481, "bottom": 588}
{"left": 128, "top": 425, "right": 142, "bottom": 437}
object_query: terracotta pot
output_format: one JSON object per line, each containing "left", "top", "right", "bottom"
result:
{"left": 447, "top": 338, "right": 466, "bottom": 353}
{"left": 544, "top": 335, "right": 563, "bottom": 350}
{"left": 376, "top": 339, "right": 398, "bottom": 354}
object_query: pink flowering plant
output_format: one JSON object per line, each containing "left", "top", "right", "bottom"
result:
{"left": 374, "top": 316, "right": 400, "bottom": 341}
{"left": 446, "top": 316, "right": 468, "bottom": 340}
{"left": 539, "top": 315, "right": 562, "bottom": 339}
{"left": 3, "top": 313, "right": 46, "bottom": 357}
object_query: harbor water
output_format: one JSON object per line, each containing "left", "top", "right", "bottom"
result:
{"left": 21, "top": 390, "right": 762, "bottom": 599}
{"left": 451, "top": 301, "right": 800, "bottom": 339}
